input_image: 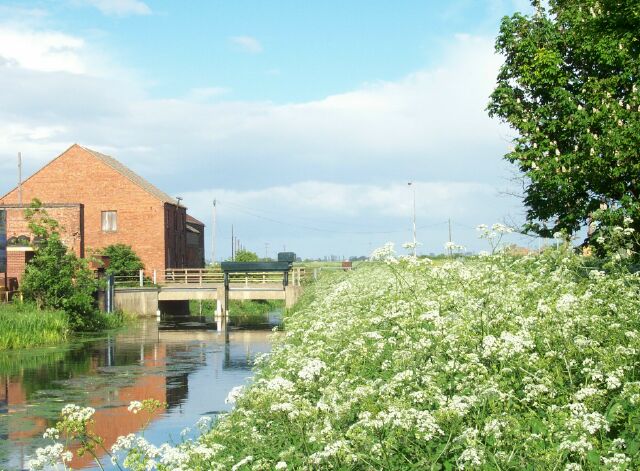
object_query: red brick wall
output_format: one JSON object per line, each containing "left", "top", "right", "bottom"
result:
{"left": 0, "top": 145, "right": 175, "bottom": 276}
{"left": 6, "top": 250, "right": 27, "bottom": 288}
{"left": 2, "top": 205, "right": 84, "bottom": 256}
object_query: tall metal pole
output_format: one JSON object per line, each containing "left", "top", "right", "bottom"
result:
{"left": 231, "top": 224, "right": 234, "bottom": 261}
{"left": 448, "top": 218, "right": 453, "bottom": 256}
{"left": 18, "top": 152, "right": 22, "bottom": 206}
{"left": 212, "top": 199, "right": 217, "bottom": 265}
{"left": 408, "top": 182, "right": 416, "bottom": 257}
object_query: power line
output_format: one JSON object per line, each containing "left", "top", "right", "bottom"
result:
{"left": 217, "top": 199, "right": 448, "bottom": 235}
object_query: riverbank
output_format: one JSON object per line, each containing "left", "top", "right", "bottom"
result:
{"left": 0, "top": 302, "right": 127, "bottom": 350}
{"left": 29, "top": 248, "right": 640, "bottom": 469}
{"left": 162, "top": 249, "right": 640, "bottom": 469}
{"left": 0, "top": 303, "right": 69, "bottom": 349}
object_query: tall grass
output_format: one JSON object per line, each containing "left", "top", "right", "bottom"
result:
{"left": 0, "top": 303, "right": 70, "bottom": 350}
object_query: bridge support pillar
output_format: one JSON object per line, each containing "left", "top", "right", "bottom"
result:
{"left": 215, "top": 281, "right": 229, "bottom": 342}
{"left": 285, "top": 285, "right": 303, "bottom": 308}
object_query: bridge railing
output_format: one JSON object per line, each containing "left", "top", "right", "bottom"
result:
{"left": 113, "top": 267, "right": 307, "bottom": 287}
{"left": 163, "top": 267, "right": 306, "bottom": 286}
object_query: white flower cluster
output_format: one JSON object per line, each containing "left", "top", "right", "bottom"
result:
{"left": 27, "top": 444, "right": 72, "bottom": 471}
{"left": 61, "top": 403, "right": 95, "bottom": 422}
{"left": 33, "top": 245, "right": 640, "bottom": 469}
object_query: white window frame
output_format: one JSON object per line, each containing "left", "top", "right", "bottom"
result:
{"left": 101, "top": 211, "right": 118, "bottom": 232}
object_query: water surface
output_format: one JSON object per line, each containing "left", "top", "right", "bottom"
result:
{"left": 0, "top": 314, "right": 279, "bottom": 470}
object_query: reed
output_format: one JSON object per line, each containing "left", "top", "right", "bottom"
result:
{"left": 0, "top": 303, "right": 70, "bottom": 350}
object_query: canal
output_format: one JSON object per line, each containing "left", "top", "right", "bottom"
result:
{"left": 0, "top": 311, "right": 281, "bottom": 470}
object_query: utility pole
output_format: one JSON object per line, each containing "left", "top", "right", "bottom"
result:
{"left": 17, "top": 152, "right": 22, "bottom": 206}
{"left": 448, "top": 218, "right": 452, "bottom": 256}
{"left": 231, "top": 224, "right": 234, "bottom": 261}
{"left": 211, "top": 199, "right": 217, "bottom": 265}
{"left": 408, "top": 182, "right": 416, "bottom": 257}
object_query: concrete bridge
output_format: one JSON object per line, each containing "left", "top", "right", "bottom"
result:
{"left": 112, "top": 268, "right": 305, "bottom": 320}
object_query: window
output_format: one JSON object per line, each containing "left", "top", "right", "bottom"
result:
{"left": 101, "top": 211, "right": 117, "bottom": 232}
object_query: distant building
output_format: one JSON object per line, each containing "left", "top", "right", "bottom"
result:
{"left": 0, "top": 144, "right": 204, "bottom": 287}
{"left": 186, "top": 214, "right": 205, "bottom": 268}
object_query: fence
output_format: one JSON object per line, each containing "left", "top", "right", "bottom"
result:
{"left": 114, "top": 267, "right": 307, "bottom": 287}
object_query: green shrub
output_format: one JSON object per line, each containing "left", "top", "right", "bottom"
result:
{"left": 102, "top": 243, "right": 145, "bottom": 277}
{"left": 20, "top": 200, "right": 104, "bottom": 331}
{"left": 233, "top": 249, "right": 259, "bottom": 262}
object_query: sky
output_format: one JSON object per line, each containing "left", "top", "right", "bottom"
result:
{"left": 0, "top": 0, "right": 545, "bottom": 260}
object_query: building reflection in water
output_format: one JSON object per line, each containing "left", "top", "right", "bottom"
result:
{"left": 0, "top": 315, "right": 277, "bottom": 470}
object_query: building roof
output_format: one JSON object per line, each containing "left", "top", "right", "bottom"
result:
{"left": 186, "top": 214, "right": 205, "bottom": 226}
{"left": 78, "top": 145, "right": 178, "bottom": 205}
{"left": 186, "top": 224, "right": 200, "bottom": 234}
{"left": 0, "top": 144, "right": 180, "bottom": 206}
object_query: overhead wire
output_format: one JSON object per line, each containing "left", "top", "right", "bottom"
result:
{"left": 217, "top": 199, "right": 448, "bottom": 235}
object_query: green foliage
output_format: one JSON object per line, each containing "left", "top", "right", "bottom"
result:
{"left": 233, "top": 249, "right": 260, "bottom": 262}
{"left": 0, "top": 303, "right": 69, "bottom": 349}
{"left": 35, "top": 248, "right": 640, "bottom": 469}
{"left": 487, "top": 0, "right": 640, "bottom": 247}
{"left": 20, "top": 200, "right": 101, "bottom": 331}
{"left": 102, "top": 243, "right": 144, "bottom": 277}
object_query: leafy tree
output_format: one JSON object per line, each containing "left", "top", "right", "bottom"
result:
{"left": 488, "top": 0, "right": 640, "bottom": 250}
{"left": 102, "top": 244, "right": 144, "bottom": 277}
{"left": 234, "top": 249, "right": 260, "bottom": 262}
{"left": 21, "top": 200, "right": 98, "bottom": 330}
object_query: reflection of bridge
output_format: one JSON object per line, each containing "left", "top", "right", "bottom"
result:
{"left": 113, "top": 268, "right": 305, "bottom": 320}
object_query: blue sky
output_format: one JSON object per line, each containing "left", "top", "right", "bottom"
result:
{"left": 0, "top": 0, "right": 543, "bottom": 260}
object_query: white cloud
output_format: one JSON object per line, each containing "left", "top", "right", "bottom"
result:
{"left": 0, "top": 28, "right": 524, "bottom": 256}
{"left": 181, "top": 180, "right": 498, "bottom": 221}
{"left": 80, "top": 0, "right": 151, "bottom": 16}
{"left": 0, "top": 26, "right": 86, "bottom": 73}
{"left": 229, "top": 36, "right": 263, "bottom": 53}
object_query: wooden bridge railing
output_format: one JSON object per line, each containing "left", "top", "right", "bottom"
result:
{"left": 114, "top": 267, "right": 306, "bottom": 287}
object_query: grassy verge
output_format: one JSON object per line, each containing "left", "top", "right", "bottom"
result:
{"left": 138, "top": 248, "right": 640, "bottom": 469}
{"left": 0, "top": 303, "right": 129, "bottom": 351}
{"left": 0, "top": 303, "right": 70, "bottom": 350}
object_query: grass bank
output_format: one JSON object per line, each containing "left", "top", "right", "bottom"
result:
{"left": 0, "top": 303, "right": 70, "bottom": 349}
{"left": 143, "top": 248, "right": 640, "bottom": 470}
{"left": 0, "top": 303, "right": 128, "bottom": 351}
{"left": 35, "top": 248, "right": 640, "bottom": 469}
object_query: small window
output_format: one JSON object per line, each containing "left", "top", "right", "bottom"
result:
{"left": 101, "top": 211, "right": 117, "bottom": 232}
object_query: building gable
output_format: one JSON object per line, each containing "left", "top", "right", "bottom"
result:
{"left": 1, "top": 144, "right": 178, "bottom": 206}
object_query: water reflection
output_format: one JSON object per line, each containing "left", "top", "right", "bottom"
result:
{"left": 0, "top": 313, "right": 279, "bottom": 470}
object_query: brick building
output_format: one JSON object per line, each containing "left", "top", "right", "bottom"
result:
{"left": 0, "top": 144, "right": 204, "bottom": 287}
{"left": 186, "top": 214, "right": 205, "bottom": 268}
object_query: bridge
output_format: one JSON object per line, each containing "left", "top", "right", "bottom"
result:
{"left": 111, "top": 267, "right": 306, "bottom": 323}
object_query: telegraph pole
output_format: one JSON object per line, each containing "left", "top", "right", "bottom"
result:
{"left": 231, "top": 224, "right": 234, "bottom": 261}
{"left": 408, "top": 182, "right": 416, "bottom": 257}
{"left": 211, "top": 199, "right": 217, "bottom": 265}
{"left": 448, "top": 218, "right": 452, "bottom": 256}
